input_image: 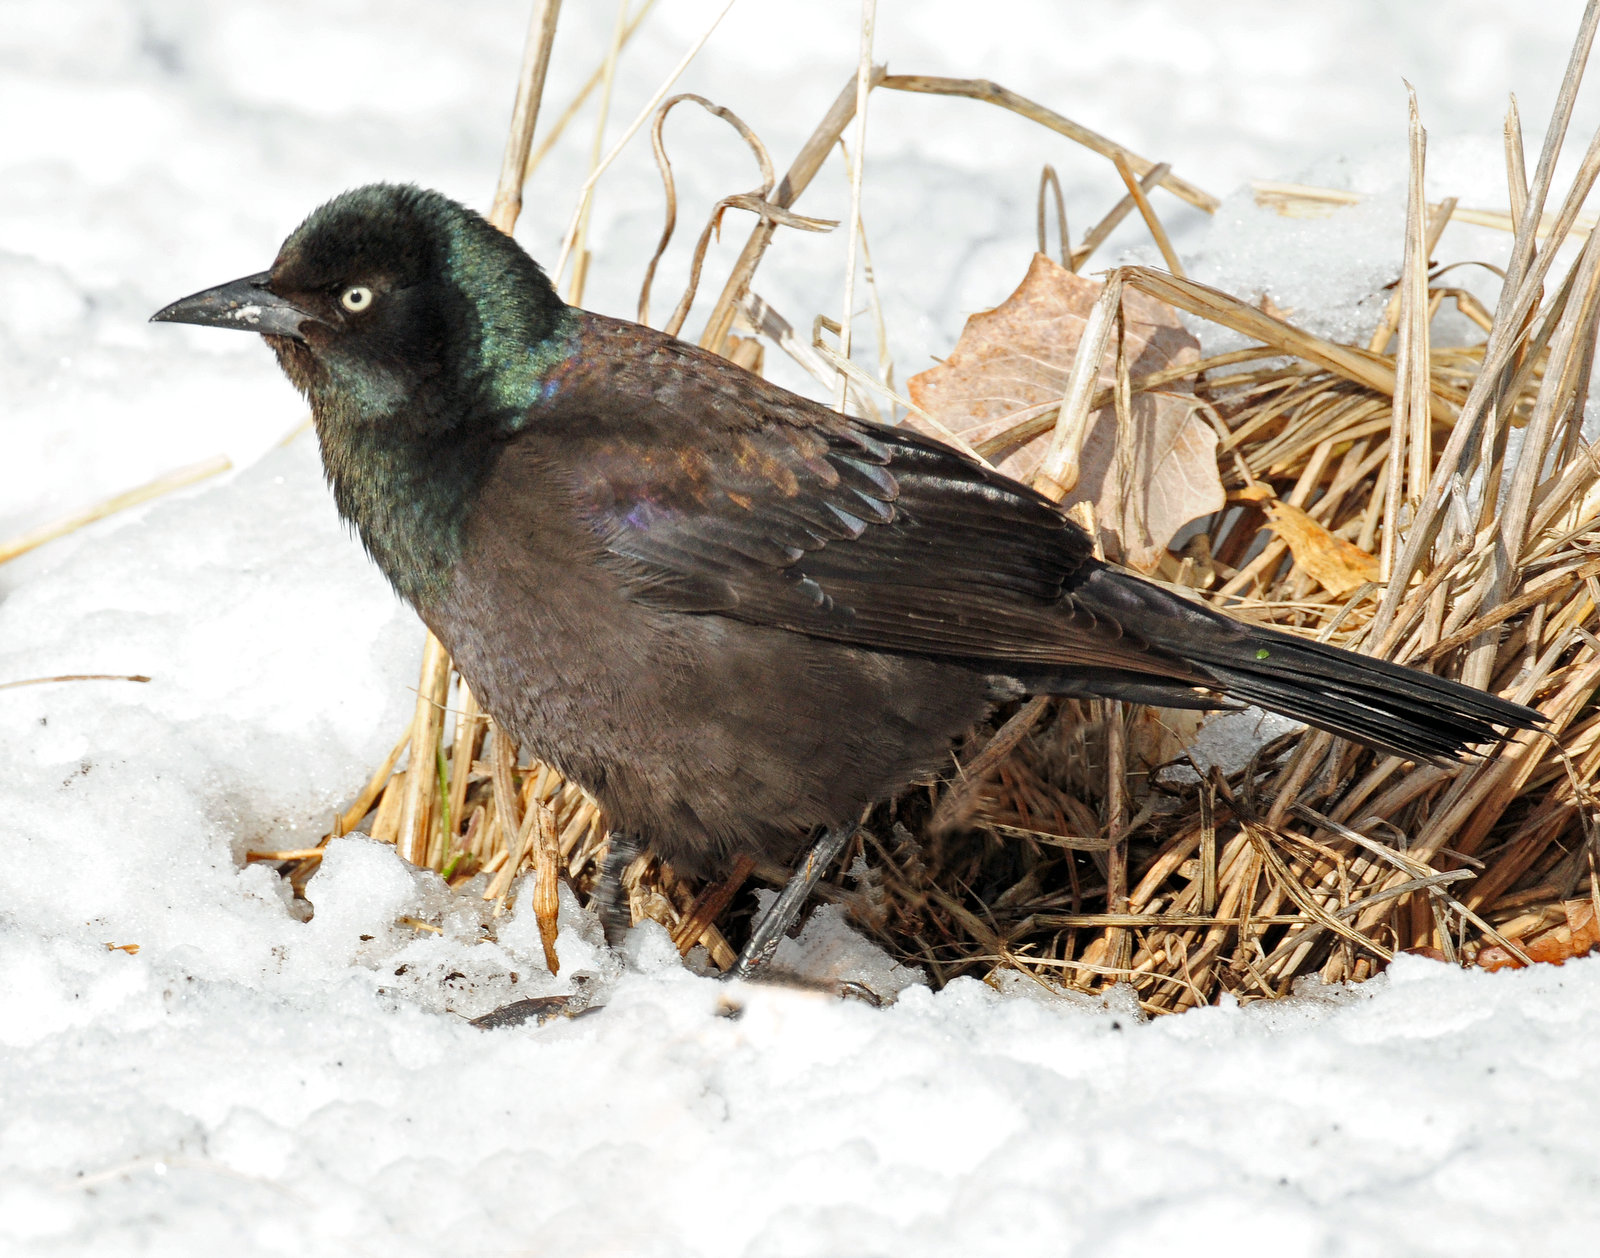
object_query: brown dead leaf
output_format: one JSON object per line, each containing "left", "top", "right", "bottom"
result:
{"left": 908, "top": 253, "right": 1222, "bottom": 572}
{"left": 1475, "top": 898, "right": 1600, "bottom": 971}
{"left": 1236, "top": 484, "right": 1379, "bottom": 596}
{"left": 1475, "top": 945, "right": 1519, "bottom": 971}
{"left": 1567, "top": 896, "right": 1600, "bottom": 948}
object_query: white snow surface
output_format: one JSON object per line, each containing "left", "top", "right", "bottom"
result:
{"left": 5, "top": 2, "right": 1600, "bottom": 1254}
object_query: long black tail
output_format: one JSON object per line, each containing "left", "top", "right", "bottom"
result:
{"left": 1046, "top": 566, "right": 1543, "bottom": 764}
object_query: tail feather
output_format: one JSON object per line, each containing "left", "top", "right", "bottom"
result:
{"left": 1066, "top": 568, "right": 1543, "bottom": 764}
{"left": 1195, "top": 629, "right": 1537, "bottom": 763}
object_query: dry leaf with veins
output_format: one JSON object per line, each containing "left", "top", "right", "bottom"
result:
{"left": 908, "top": 253, "right": 1222, "bottom": 572}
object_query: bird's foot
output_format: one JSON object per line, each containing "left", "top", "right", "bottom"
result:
{"left": 588, "top": 827, "right": 852, "bottom": 986}
{"left": 731, "top": 825, "right": 855, "bottom": 981}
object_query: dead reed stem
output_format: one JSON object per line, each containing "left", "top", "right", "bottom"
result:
{"left": 488, "top": 0, "right": 563, "bottom": 230}
{"left": 552, "top": 0, "right": 740, "bottom": 284}
{"left": 0, "top": 456, "right": 230, "bottom": 566}
{"left": 877, "top": 75, "right": 1217, "bottom": 212}
{"left": 0, "top": 673, "right": 150, "bottom": 692}
{"left": 1112, "top": 152, "right": 1184, "bottom": 277}
{"left": 700, "top": 68, "right": 885, "bottom": 355}
{"left": 835, "top": 0, "right": 877, "bottom": 411}
{"left": 522, "top": 0, "right": 657, "bottom": 182}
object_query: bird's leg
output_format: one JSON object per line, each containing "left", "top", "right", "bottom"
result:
{"left": 592, "top": 832, "right": 642, "bottom": 947}
{"left": 733, "top": 825, "right": 854, "bottom": 979}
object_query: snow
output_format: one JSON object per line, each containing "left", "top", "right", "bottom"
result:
{"left": 4, "top": 1, "right": 1600, "bottom": 1254}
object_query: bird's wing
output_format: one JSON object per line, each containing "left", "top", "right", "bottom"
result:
{"left": 532, "top": 315, "right": 1201, "bottom": 677}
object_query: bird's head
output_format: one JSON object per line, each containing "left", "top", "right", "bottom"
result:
{"left": 153, "top": 185, "right": 573, "bottom": 606}
{"left": 152, "top": 184, "right": 568, "bottom": 435}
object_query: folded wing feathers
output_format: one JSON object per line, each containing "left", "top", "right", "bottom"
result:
{"left": 570, "top": 352, "right": 1539, "bottom": 762}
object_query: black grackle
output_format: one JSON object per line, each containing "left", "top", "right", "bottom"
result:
{"left": 153, "top": 185, "right": 1540, "bottom": 947}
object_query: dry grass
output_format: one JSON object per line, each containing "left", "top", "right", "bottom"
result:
{"left": 243, "top": 2, "right": 1600, "bottom": 1005}
{"left": 0, "top": 456, "right": 230, "bottom": 565}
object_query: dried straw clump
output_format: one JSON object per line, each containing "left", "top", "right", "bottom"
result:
{"left": 836, "top": 56, "right": 1600, "bottom": 1007}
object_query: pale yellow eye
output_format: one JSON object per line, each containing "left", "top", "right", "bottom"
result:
{"left": 340, "top": 285, "right": 374, "bottom": 313}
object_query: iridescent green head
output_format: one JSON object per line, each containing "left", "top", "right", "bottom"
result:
{"left": 154, "top": 183, "right": 574, "bottom": 431}
{"left": 272, "top": 184, "right": 572, "bottom": 427}
{"left": 152, "top": 184, "right": 576, "bottom": 606}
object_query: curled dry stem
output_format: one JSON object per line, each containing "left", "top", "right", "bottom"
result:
{"left": 638, "top": 93, "right": 835, "bottom": 337}
{"left": 1036, "top": 163, "right": 1069, "bottom": 265}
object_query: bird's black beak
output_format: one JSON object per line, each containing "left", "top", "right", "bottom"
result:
{"left": 150, "top": 271, "right": 319, "bottom": 342}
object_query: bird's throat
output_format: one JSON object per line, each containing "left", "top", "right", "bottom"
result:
{"left": 287, "top": 308, "right": 579, "bottom": 612}
{"left": 313, "top": 404, "right": 494, "bottom": 611}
